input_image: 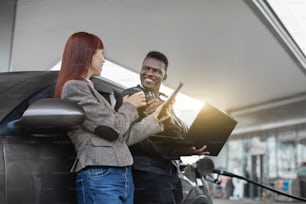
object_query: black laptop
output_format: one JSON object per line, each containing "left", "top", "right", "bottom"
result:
{"left": 151, "top": 103, "right": 237, "bottom": 156}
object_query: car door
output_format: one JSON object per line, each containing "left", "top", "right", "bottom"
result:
{"left": 0, "top": 72, "right": 122, "bottom": 204}
{"left": 0, "top": 138, "right": 5, "bottom": 203}
{"left": 3, "top": 134, "right": 76, "bottom": 204}
{"left": 0, "top": 71, "right": 76, "bottom": 204}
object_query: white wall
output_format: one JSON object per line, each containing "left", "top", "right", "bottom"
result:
{"left": 0, "top": 0, "right": 16, "bottom": 72}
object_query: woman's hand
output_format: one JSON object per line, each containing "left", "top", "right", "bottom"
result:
{"left": 123, "top": 91, "right": 146, "bottom": 108}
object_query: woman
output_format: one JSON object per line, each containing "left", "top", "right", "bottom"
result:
{"left": 54, "top": 32, "right": 170, "bottom": 204}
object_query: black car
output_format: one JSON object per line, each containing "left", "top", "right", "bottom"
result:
{"left": 0, "top": 71, "right": 214, "bottom": 204}
{"left": 0, "top": 71, "right": 124, "bottom": 204}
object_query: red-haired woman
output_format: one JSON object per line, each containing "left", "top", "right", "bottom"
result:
{"left": 55, "top": 32, "right": 170, "bottom": 204}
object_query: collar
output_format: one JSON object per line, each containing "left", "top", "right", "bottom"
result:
{"left": 137, "top": 84, "right": 168, "bottom": 101}
{"left": 82, "top": 77, "right": 94, "bottom": 88}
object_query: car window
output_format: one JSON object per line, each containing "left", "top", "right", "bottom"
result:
{"left": 0, "top": 85, "right": 55, "bottom": 136}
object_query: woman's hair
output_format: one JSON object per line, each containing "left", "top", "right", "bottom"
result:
{"left": 54, "top": 32, "right": 104, "bottom": 98}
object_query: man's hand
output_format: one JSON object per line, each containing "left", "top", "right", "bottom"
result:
{"left": 179, "top": 145, "right": 210, "bottom": 156}
{"left": 143, "top": 99, "right": 163, "bottom": 115}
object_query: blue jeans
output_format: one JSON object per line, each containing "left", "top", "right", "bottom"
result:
{"left": 76, "top": 166, "right": 134, "bottom": 204}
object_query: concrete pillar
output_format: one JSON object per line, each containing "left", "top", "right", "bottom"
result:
{"left": 0, "top": 0, "right": 17, "bottom": 72}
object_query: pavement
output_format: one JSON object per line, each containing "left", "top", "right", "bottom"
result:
{"left": 213, "top": 198, "right": 306, "bottom": 204}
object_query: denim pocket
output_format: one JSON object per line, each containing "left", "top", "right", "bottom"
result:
{"left": 89, "top": 167, "right": 111, "bottom": 178}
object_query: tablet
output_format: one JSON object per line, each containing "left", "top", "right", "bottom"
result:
{"left": 157, "top": 82, "right": 183, "bottom": 119}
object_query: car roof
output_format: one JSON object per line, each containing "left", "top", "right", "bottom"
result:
{"left": 0, "top": 71, "right": 58, "bottom": 122}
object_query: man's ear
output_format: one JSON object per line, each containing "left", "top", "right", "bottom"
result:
{"left": 163, "top": 73, "right": 167, "bottom": 81}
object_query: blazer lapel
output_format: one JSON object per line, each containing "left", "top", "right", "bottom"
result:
{"left": 88, "top": 84, "right": 114, "bottom": 110}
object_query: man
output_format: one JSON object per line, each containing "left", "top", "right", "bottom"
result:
{"left": 115, "top": 51, "right": 208, "bottom": 204}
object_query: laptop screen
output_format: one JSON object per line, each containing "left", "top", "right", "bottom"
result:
{"left": 185, "top": 103, "right": 237, "bottom": 156}
{"left": 149, "top": 103, "right": 237, "bottom": 156}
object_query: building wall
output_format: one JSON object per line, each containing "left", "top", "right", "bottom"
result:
{"left": 0, "top": 0, "right": 17, "bottom": 72}
{"left": 214, "top": 123, "right": 306, "bottom": 180}
{"left": 211, "top": 124, "right": 306, "bottom": 198}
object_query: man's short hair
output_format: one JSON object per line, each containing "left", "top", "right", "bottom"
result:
{"left": 145, "top": 51, "right": 168, "bottom": 70}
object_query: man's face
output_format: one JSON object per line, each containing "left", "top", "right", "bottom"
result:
{"left": 140, "top": 57, "right": 166, "bottom": 91}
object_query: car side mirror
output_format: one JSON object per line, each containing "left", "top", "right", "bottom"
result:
{"left": 20, "top": 98, "right": 84, "bottom": 136}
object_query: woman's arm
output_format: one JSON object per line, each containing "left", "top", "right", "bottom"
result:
{"left": 62, "top": 80, "right": 138, "bottom": 137}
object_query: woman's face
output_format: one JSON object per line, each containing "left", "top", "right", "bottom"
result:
{"left": 88, "top": 49, "right": 105, "bottom": 77}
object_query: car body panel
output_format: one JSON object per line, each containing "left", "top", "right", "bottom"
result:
{"left": 0, "top": 139, "right": 4, "bottom": 203}
{"left": 21, "top": 98, "right": 85, "bottom": 134}
{"left": 3, "top": 135, "right": 76, "bottom": 204}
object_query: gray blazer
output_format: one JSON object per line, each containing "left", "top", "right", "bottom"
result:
{"left": 61, "top": 80, "right": 163, "bottom": 172}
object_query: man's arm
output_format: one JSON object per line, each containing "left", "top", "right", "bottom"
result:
{"left": 115, "top": 88, "right": 208, "bottom": 159}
